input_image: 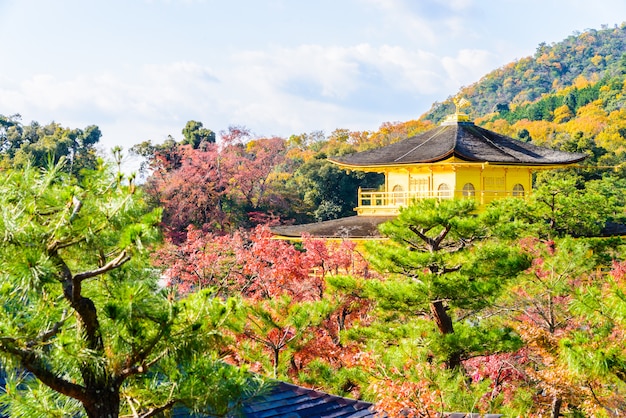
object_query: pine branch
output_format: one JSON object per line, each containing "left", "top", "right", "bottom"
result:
{"left": 0, "top": 338, "right": 89, "bottom": 403}
{"left": 136, "top": 400, "right": 177, "bottom": 418}
{"left": 73, "top": 250, "right": 130, "bottom": 282}
{"left": 116, "top": 316, "right": 172, "bottom": 383}
{"left": 120, "top": 398, "right": 177, "bottom": 418}
{"left": 26, "top": 309, "right": 70, "bottom": 348}
{"left": 118, "top": 349, "right": 169, "bottom": 381}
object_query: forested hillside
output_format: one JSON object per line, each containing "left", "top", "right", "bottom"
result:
{"left": 423, "top": 23, "right": 626, "bottom": 123}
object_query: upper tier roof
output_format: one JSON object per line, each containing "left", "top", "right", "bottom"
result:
{"left": 329, "top": 121, "right": 587, "bottom": 167}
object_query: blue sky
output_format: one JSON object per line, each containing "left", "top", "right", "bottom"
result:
{"left": 1, "top": 0, "right": 626, "bottom": 156}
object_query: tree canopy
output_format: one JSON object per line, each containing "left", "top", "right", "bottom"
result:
{"left": 0, "top": 114, "right": 101, "bottom": 176}
{"left": 0, "top": 161, "right": 259, "bottom": 418}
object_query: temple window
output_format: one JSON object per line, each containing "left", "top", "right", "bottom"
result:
{"left": 512, "top": 183, "right": 525, "bottom": 197}
{"left": 462, "top": 183, "right": 475, "bottom": 197}
{"left": 437, "top": 183, "right": 451, "bottom": 198}
{"left": 485, "top": 176, "right": 505, "bottom": 190}
{"left": 410, "top": 176, "right": 429, "bottom": 196}
{"left": 392, "top": 184, "right": 405, "bottom": 205}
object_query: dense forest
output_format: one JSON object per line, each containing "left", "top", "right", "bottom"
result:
{"left": 423, "top": 23, "right": 626, "bottom": 121}
{"left": 1, "top": 24, "right": 626, "bottom": 418}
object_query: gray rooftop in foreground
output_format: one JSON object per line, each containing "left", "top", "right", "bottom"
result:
{"left": 173, "top": 379, "right": 503, "bottom": 417}
{"left": 239, "top": 381, "right": 380, "bottom": 418}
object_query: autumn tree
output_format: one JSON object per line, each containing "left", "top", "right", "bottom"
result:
{"left": 0, "top": 161, "right": 257, "bottom": 418}
{"left": 143, "top": 142, "right": 233, "bottom": 241}
{"left": 223, "top": 136, "right": 290, "bottom": 220}
{"left": 154, "top": 225, "right": 378, "bottom": 389}
{"left": 134, "top": 125, "right": 297, "bottom": 240}
{"left": 156, "top": 224, "right": 377, "bottom": 304}
{"left": 233, "top": 296, "right": 331, "bottom": 378}
{"left": 502, "top": 237, "right": 598, "bottom": 417}
{"left": 553, "top": 249, "right": 626, "bottom": 416}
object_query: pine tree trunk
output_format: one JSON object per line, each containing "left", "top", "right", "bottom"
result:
{"left": 82, "top": 389, "right": 121, "bottom": 418}
{"left": 430, "top": 301, "right": 453, "bottom": 334}
{"left": 430, "top": 300, "right": 462, "bottom": 369}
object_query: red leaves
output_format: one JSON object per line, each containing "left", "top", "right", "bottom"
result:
{"left": 155, "top": 225, "right": 319, "bottom": 300}
{"left": 155, "top": 225, "right": 374, "bottom": 302}
{"left": 610, "top": 259, "right": 626, "bottom": 283}
{"left": 464, "top": 351, "right": 530, "bottom": 405}
{"left": 369, "top": 361, "right": 444, "bottom": 418}
{"left": 155, "top": 225, "right": 377, "bottom": 382}
{"left": 146, "top": 143, "right": 229, "bottom": 241}
{"left": 301, "top": 234, "right": 372, "bottom": 279}
{"left": 238, "top": 226, "right": 320, "bottom": 301}
{"left": 144, "top": 130, "right": 289, "bottom": 241}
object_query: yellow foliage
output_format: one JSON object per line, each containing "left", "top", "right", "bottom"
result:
{"left": 590, "top": 54, "right": 604, "bottom": 66}
{"left": 480, "top": 119, "right": 514, "bottom": 137}
{"left": 564, "top": 101, "right": 608, "bottom": 138}
{"left": 553, "top": 105, "right": 574, "bottom": 124}
{"left": 512, "top": 119, "right": 557, "bottom": 145}
{"left": 536, "top": 53, "right": 550, "bottom": 65}
{"left": 595, "top": 109, "right": 626, "bottom": 152}
{"left": 573, "top": 74, "right": 591, "bottom": 89}
{"left": 285, "top": 147, "right": 315, "bottom": 162}
{"left": 575, "top": 100, "right": 606, "bottom": 117}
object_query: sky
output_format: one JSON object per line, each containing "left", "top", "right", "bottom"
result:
{"left": 1, "top": 0, "right": 626, "bottom": 158}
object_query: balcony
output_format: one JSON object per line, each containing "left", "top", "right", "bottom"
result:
{"left": 356, "top": 188, "right": 523, "bottom": 216}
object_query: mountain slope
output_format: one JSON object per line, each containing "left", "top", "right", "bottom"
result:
{"left": 422, "top": 23, "right": 626, "bottom": 123}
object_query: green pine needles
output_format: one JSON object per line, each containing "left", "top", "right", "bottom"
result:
{"left": 0, "top": 160, "right": 259, "bottom": 418}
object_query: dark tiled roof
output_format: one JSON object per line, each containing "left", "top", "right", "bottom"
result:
{"left": 329, "top": 121, "right": 587, "bottom": 167}
{"left": 0, "top": 369, "right": 377, "bottom": 418}
{"left": 0, "top": 371, "right": 503, "bottom": 418}
{"left": 271, "top": 216, "right": 393, "bottom": 239}
{"left": 240, "top": 381, "right": 380, "bottom": 418}
{"left": 602, "top": 222, "right": 626, "bottom": 236}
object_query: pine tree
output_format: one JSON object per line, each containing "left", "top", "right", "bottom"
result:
{"left": 364, "top": 199, "right": 530, "bottom": 369}
{"left": 0, "top": 161, "right": 258, "bottom": 418}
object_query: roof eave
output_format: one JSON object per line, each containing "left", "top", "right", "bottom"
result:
{"left": 329, "top": 157, "right": 587, "bottom": 171}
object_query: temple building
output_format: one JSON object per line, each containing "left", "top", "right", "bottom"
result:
{"left": 272, "top": 100, "right": 586, "bottom": 239}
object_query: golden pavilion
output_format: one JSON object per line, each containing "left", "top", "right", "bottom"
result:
{"left": 272, "top": 101, "right": 586, "bottom": 239}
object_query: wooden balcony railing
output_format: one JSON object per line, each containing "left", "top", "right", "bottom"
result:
{"left": 356, "top": 188, "right": 523, "bottom": 215}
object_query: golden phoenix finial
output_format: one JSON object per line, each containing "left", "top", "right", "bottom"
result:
{"left": 453, "top": 97, "right": 471, "bottom": 114}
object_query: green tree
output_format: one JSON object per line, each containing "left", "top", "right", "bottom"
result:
{"left": 487, "top": 172, "right": 626, "bottom": 239}
{"left": 364, "top": 199, "right": 530, "bottom": 369}
{"left": 182, "top": 120, "right": 215, "bottom": 148}
{"left": 293, "top": 158, "right": 383, "bottom": 221}
{"left": 0, "top": 161, "right": 257, "bottom": 417}
{"left": 0, "top": 115, "right": 100, "bottom": 175}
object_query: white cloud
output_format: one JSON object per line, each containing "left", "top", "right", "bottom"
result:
{"left": 2, "top": 0, "right": 625, "bottom": 153}
{"left": 0, "top": 36, "right": 501, "bottom": 150}
{"left": 441, "top": 48, "right": 499, "bottom": 87}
